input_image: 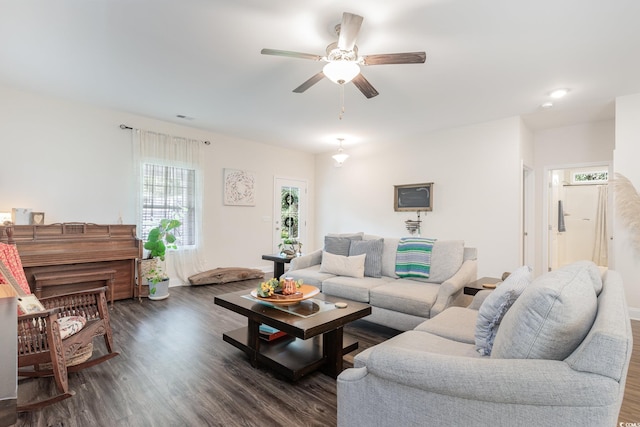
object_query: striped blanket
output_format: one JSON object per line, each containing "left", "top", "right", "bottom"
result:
{"left": 395, "top": 237, "right": 437, "bottom": 279}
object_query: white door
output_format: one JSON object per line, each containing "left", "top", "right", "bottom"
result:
{"left": 273, "top": 177, "right": 307, "bottom": 254}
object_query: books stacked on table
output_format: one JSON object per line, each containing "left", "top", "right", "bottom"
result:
{"left": 259, "top": 324, "right": 288, "bottom": 341}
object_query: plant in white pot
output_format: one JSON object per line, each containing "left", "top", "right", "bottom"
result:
{"left": 142, "top": 218, "right": 181, "bottom": 300}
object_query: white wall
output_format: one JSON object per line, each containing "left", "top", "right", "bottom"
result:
{"left": 532, "top": 120, "right": 615, "bottom": 275}
{"left": 614, "top": 93, "right": 640, "bottom": 317}
{"left": 314, "top": 117, "right": 525, "bottom": 278}
{"left": 0, "top": 84, "right": 316, "bottom": 278}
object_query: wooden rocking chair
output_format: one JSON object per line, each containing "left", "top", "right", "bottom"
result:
{"left": 0, "top": 243, "right": 119, "bottom": 412}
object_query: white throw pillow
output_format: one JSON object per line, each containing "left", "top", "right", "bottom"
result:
{"left": 319, "top": 251, "right": 366, "bottom": 278}
{"left": 475, "top": 265, "right": 533, "bottom": 356}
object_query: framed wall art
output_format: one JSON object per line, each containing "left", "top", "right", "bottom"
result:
{"left": 394, "top": 183, "right": 433, "bottom": 212}
{"left": 224, "top": 168, "right": 256, "bottom": 206}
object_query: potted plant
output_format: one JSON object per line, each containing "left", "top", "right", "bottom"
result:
{"left": 141, "top": 218, "right": 181, "bottom": 300}
{"left": 278, "top": 238, "right": 302, "bottom": 258}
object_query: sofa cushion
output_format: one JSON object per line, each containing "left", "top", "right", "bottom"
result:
{"left": 349, "top": 238, "right": 384, "bottom": 278}
{"left": 475, "top": 265, "right": 532, "bottom": 356}
{"left": 322, "top": 276, "right": 389, "bottom": 302}
{"left": 492, "top": 261, "right": 601, "bottom": 361}
{"left": 319, "top": 251, "right": 366, "bottom": 278}
{"left": 327, "top": 232, "right": 364, "bottom": 239}
{"left": 324, "top": 235, "right": 363, "bottom": 256}
{"left": 369, "top": 280, "right": 439, "bottom": 318}
{"left": 380, "top": 237, "right": 400, "bottom": 278}
{"left": 284, "top": 264, "right": 335, "bottom": 289}
{"left": 354, "top": 330, "right": 481, "bottom": 368}
{"left": 425, "top": 240, "right": 465, "bottom": 283}
{"left": 416, "top": 307, "right": 478, "bottom": 344}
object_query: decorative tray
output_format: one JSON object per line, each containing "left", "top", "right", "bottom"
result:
{"left": 251, "top": 284, "right": 319, "bottom": 305}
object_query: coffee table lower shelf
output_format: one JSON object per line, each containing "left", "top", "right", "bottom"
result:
{"left": 223, "top": 327, "right": 358, "bottom": 381}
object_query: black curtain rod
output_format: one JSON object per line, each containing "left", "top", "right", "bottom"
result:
{"left": 119, "top": 124, "right": 211, "bottom": 145}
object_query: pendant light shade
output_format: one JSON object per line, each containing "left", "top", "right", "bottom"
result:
{"left": 332, "top": 138, "right": 349, "bottom": 165}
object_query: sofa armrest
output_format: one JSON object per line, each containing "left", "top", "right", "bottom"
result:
{"left": 365, "top": 346, "right": 618, "bottom": 407}
{"left": 288, "top": 249, "right": 322, "bottom": 272}
{"left": 430, "top": 258, "right": 477, "bottom": 317}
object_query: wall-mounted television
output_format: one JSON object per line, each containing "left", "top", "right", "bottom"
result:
{"left": 394, "top": 183, "right": 433, "bottom": 212}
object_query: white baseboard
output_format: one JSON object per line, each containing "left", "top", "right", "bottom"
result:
{"left": 628, "top": 306, "right": 640, "bottom": 321}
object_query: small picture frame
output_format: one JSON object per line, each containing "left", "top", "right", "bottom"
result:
{"left": 30, "top": 212, "right": 45, "bottom": 225}
{"left": 394, "top": 183, "right": 433, "bottom": 212}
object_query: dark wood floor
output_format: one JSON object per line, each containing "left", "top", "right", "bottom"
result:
{"left": 13, "top": 279, "right": 640, "bottom": 426}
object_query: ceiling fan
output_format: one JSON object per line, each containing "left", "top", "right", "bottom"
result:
{"left": 261, "top": 12, "right": 426, "bottom": 99}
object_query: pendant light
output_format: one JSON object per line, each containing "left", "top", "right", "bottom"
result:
{"left": 332, "top": 138, "right": 349, "bottom": 165}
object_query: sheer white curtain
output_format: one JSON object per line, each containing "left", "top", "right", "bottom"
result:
{"left": 132, "top": 129, "right": 206, "bottom": 284}
{"left": 592, "top": 185, "right": 608, "bottom": 266}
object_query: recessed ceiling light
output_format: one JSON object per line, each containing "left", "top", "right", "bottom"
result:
{"left": 549, "top": 89, "right": 569, "bottom": 99}
{"left": 541, "top": 102, "right": 554, "bottom": 109}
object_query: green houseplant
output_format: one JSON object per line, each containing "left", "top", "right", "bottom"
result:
{"left": 142, "top": 219, "right": 181, "bottom": 300}
{"left": 278, "top": 238, "right": 302, "bottom": 258}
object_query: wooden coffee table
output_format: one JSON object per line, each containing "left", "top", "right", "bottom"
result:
{"left": 214, "top": 289, "right": 371, "bottom": 381}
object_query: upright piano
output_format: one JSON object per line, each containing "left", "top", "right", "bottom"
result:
{"left": 0, "top": 223, "right": 142, "bottom": 301}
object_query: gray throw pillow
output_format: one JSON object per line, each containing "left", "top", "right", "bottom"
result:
{"left": 324, "top": 235, "right": 362, "bottom": 256}
{"left": 491, "top": 261, "right": 601, "bottom": 361}
{"left": 474, "top": 265, "right": 532, "bottom": 356}
{"left": 349, "top": 238, "right": 384, "bottom": 278}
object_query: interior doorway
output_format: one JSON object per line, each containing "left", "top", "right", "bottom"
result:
{"left": 545, "top": 164, "right": 611, "bottom": 272}
{"left": 273, "top": 177, "right": 307, "bottom": 254}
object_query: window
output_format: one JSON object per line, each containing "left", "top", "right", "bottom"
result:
{"left": 280, "top": 186, "right": 300, "bottom": 240}
{"left": 572, "top": 170, "right": 608, "bottom": 184}
{"left": 141, "top": 163, "right": 196, "bottom": 247}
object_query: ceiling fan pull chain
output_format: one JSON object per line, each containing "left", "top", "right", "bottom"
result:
{"left": 339, "top": 84, "right": 345, "bottom": 120}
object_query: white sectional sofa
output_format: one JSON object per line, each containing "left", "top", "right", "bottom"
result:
{"left": 285, "top": 233, "right": 477, "bottom": 331}
{"left": 337, "top": 261, "right": 633, "bottom": 426}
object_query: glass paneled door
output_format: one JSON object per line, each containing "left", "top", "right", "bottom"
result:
{"left": 273, "top": 177, "right": 307, "bottom": 255}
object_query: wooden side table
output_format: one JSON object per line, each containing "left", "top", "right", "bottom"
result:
{"left": 463, "top": 277, "right": 501, "bottom": 296}
{"left": 261, "top": 254, "right": 293, "bottom": 279}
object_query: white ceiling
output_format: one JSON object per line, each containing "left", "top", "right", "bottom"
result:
{"left": 1, "top": 0, "right": 639, "bottom": 154}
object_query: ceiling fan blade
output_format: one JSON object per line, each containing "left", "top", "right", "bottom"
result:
{"left": 352, "top": 74, "right": 379, "bottom": 99}
{"left": 362, "top": 52, "right": 426, "bottom": 65}
{"left": 293, "top": 72, "right": 325, "bottom": 93}
{"left": 337, "top": 12, "right": 364, "bottom": 51}
{"left": 261, "top": 48, "right": 322, "bottom": 61}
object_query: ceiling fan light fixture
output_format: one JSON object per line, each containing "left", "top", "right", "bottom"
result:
{"left": 332, "top": 138, "right": 349, "bottom": 165}
{"left": 323, "top": 60, "right": 360, "bottom": 84}
{"left": 549, "top": 88, "right": 569, "bottom": 99}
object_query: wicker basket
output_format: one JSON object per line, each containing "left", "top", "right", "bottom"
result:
{"left": 41, "top": 342, "right": 93, "bottom": 369}
{"left": 136, "top": 258, "right": 158, "bottom": 298}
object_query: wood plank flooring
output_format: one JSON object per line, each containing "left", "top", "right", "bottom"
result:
{"left": 13, "top": 279, "right": 640, "bottom": 426}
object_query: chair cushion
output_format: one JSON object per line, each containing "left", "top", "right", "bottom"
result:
{"left": 319, "top": 251, "right": 366, "bottom": 278}
{"left": 475, "top": 265, "right": 532, "bottom": 356}
{"left": 58, "top": 316, "right": 87, "bottom": 340}
{"left": 0, "top": 242, "right": 32, "bottom": 294}
{"left": 492, "top": 261, "right": 601, "bottom": 361}
{"left": 349, "top": 238, "right": 384, "bottom": 278}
